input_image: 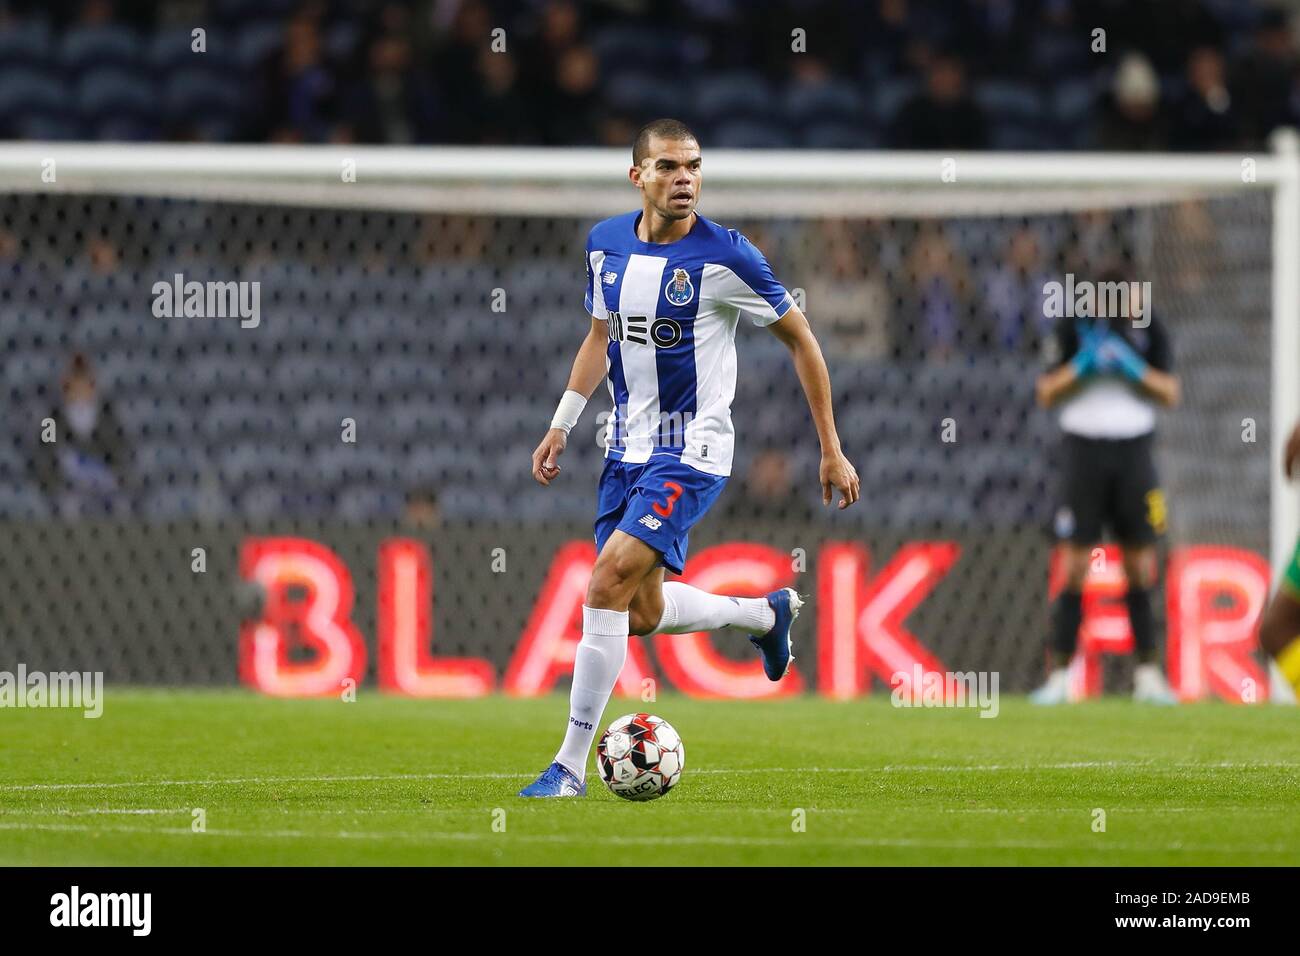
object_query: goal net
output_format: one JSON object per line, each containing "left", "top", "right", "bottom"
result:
{"left": 0, "top": 142, "right": 1294, "bottom": 701}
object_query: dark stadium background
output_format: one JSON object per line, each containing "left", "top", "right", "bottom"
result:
{"left": 0, "top": 0, "right": 1288, "bottom": 696}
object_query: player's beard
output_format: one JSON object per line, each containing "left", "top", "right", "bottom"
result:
{"left": 658, "top": 196, "right": 696, "bottom": 222}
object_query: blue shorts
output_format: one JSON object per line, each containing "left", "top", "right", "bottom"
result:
{"left": 594, "top": 456, "right": 728, "bottom": 576}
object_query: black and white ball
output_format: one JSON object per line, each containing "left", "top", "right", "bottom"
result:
{"left": 595, "top": 713, "right": 685, "bottom": 801}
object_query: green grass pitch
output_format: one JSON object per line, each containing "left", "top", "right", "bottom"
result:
{"left": 2, "top": 689, "right": 1298, "bottom": 866}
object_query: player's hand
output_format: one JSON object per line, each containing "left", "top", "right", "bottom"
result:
{"left": 1286, "top": 422, "right": 1300, "bottom": 481}
{"left": 820, "top": 449, "right": 860, "bottom": 509}
{"left": 531, "top": 428, "right": 567, "bottom": 486}
{"left": 1095, "top": 332, "right": 1148, "bottom": 381}
{"left": 1070, "top": 321, "right": 1107, "bottom": 378}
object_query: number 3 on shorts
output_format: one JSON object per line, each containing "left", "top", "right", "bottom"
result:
{"left": 1145, "top": 489, "right": 1167, "bottom": 535}
{"left": 653, "top": 481, "right": 684, "bottom": 518}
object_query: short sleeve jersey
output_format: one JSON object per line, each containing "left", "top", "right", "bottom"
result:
{"left": 584, "top": 211, "right": 793, "bottom": 476}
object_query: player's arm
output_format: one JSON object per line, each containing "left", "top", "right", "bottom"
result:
{"left": 1035, "top": 362, "right": 1083, "bottom": 408}
{"left": 1285, "top": 420, "right": 1300, "bottom": 480}
{"left": 1097, "top": 320, "right": 1181, "bottom": 408}
{"left": 1133, "top": 366, "right": 1180, "bottom": 407}
{"left": 1036, "top": 318, "right": 1092, "bottom": 408}
{"left": 765, "top": 303, "right": 860, "bottom": 509}
{"left": 532, "top": 315, "right": 608, "bottom": 486}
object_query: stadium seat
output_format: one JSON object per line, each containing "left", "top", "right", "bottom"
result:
{"left": 711, "top": 120, "right": 795, "bottom": 149}
{"left": 800, "top": 121, "right": 880, "bottom": 149}
{"left": 603, "top": 70, "right": 677, "bottom": 120}
{"left": 232, "top": 20, "right": 285, "bottom": 71}
{"left": 693, "top": 71, "right": 774, "bottom": 124}
{"left": 0, "top": 20, "right": 53, "bottom": 70}
{"left": 163, "top": 69, "right": 245, "bottom": 136}
{"left": 0, "top": 68, "right": 72, "bottom": 130}
{"left": 59, "top": 24, "right": 143, "bottom": 75}
{"left": 200, "top": 398, "right": 289, "bottom": 443}
{"left": 216, "top": 440, "right": 307, "bottom": 486}
{"left": 368, "top": 356, "right": 449, "bottom": 400}
{"left": 3, "top": 351, "right": 62, "bottom": 394}
{"left": 0, "top": 483, "right": 52, "bottom": 518}
{"left": 139, "top": 483, "right": 204, "bottom": 519}
{"left": 973, "top": 81, "right": 1043, "bottom": 123}
{"left": 186, "top": 355, "right": 271, "bottom": 396}
{"left": 870, "top": 77, "right": 919, "bottom": 125}
{"left": 273, "top": 355, "right": 366, "bottom": 396}
{"left": 335, "top": 484, "right": 403, "bottom": 522}
{"left": 782, "top": 80, "right": 866, "bottom": 127}
{"left": 78, "top": 68, "right": 158, "bottom": 140}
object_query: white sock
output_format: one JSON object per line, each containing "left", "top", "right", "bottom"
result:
{"left": 554, "top": 605, "right": 628, "bottom": 780}
{"left": 652, "top": 582, "right": 775, "bottom": 636}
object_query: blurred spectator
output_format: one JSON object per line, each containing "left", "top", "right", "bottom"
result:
{"left": 403, "top": 488, "right": 442, "bottom": 530}
{"left": 1171, "top": 46, "right": 1240, "bottom": 150}
{"left": 540, "top": 45, "right": 602, "bottom": 145}
{"left": 899, "top": 227, "right": 971, "bottom": 361}
{"left": 345, "top": 6, "right": 439, "bottom": 144}
{"left": 1231, "top": 7, "right": 1296, "bottom": 145}
{"left": 259, "top": 14, "right": 337, "bottom": 143}
{"left": 799, "top": 219, "right": 890, "bottom": 360}
{"left": 1095, "top": 52, "right": 1166, "bottom": 151}
{"left": 722, "top": 449, "right": 809, "bottom": 522}
{"left": 981, "top": 226, "right": 1053, "bottom": 355}
{"left": 0, "top": 0, "right": 1296, "bottom": 151}
{"left": 888, "top": 54, "right": 988, "bottom": 149}
{"left": 32, "top": 354, "right": 131, "bottom": 517}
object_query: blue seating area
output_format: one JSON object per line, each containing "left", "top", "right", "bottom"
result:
{"left": 0, "top": 171, "right": 1273, "bottom": 537}
{"left": 0, "top": 189, "right": 1078, "bottom": 530}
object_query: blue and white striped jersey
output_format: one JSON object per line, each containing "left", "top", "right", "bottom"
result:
{"left": 583, "top": 210, "right": 793, "bottom": 477}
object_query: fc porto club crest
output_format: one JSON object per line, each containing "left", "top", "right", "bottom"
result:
{"left": 664, "top": 268, "right": 694, "bottom": 306}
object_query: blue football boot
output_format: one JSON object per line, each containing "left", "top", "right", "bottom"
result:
{"left": 749, "top": 587, "right": 803, "bottom": 681}
{"left": 518, "top": 761, "right": 587, "bottom": 798}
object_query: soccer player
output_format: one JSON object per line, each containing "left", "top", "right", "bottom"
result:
{"left": 1257, "top": 421, "right": 1300, "bottom": 697}
{"left": 519, "top": 119, "right": 860, "bottom": 797}
{"left": 1031, "top": 273, "right": 1181, "bottom": 704}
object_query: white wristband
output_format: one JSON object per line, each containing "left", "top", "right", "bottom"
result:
{"left": 550, "top": 390, "right": 587, "bottom": 434}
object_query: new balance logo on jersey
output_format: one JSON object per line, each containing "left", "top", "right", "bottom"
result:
{"left": 608, "top": 311, "right": 683, "bottom": 348}
{"left": 603, "top": 271, "right": 618, "bottom": 285}
{"left": 638, "top": 514, "right": 663, "bottom": 531}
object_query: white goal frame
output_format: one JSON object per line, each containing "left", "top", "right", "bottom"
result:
{"left": 0, "top": 135, "right": 1295, "bottom": 577}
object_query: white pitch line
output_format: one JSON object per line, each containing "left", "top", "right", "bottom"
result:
{"left": 1, "top": 761, "right": 1296, "bottom": 793}
{"left": 0, "top": 820, "right": 1292, "bottom": 856}
{"left": 0, "top": 772, "right": 513, "bottom": 792}
{"left": 0, "top": 808, "right": 189, "bottom": 816}
{"left": 0, "top": 805, "right": 1286, "bottom": 818}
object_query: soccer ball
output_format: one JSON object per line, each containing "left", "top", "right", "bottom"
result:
{"left": 595, "top": 713, "right": 685, "bottom": 801}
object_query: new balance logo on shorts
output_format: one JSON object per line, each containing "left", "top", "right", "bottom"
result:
{"left": 638, "top": 514, "right": 663, "bottom": 531}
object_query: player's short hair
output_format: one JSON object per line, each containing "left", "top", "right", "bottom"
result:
{"left": 632, "top": 119, "right": 699, "bottom": 167}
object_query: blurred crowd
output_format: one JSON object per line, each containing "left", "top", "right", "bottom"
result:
{"left": 1, "top": 0, "right": 1300, "bottom": 150}
{"left": 1, "top": 187, "right": 1261, "bottom": 525}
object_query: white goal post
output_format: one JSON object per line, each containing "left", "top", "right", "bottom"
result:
{"left": 0, "top": 135, "right": 1295, "bottom": 579}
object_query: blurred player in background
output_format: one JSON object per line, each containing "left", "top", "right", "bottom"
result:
{"left": 520, "top": 119, "right": 859, "bottom": 797}
{"left": 1031, "top": 272, "right": 1181, "bottom": 704}
{"left": 1257, "top": 422, "right": 1300, "bottom": 697}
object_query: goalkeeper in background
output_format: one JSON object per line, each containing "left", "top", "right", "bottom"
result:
{"left": 1257, "top": 422, "right": 1300, "bottom": 697}
{"left": 1031, "top": 272, "right": 1181, "bottom": 704}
